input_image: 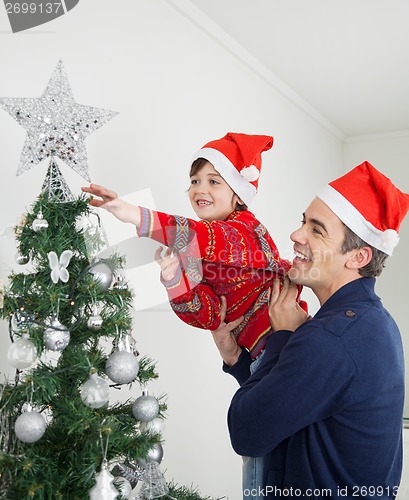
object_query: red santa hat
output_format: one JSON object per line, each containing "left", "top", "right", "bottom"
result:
{"left": 191, "top": 132, "right": 274, "bottom": 206}
{"left": 317, "top": 161, "right": 409, "bottom": 255}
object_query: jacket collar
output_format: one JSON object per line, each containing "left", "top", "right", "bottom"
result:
{"left": 318, "top": 277, "right": 379, "bottom": 315}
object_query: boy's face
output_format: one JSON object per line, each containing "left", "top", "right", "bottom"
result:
{"left": 189, "top": 161, "right": 242, "bottom": 221}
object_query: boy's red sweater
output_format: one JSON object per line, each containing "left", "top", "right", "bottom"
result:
{"left": 137, "top": 208, "right": 307, "bottom": 358}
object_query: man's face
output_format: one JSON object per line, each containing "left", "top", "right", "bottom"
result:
{"left": 288, "top": 198, "right": 353, "bottom": 305}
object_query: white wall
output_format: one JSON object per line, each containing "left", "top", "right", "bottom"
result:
{"left": 6, "top": 1, "right": 400, "bottom": 498}
{"left": 344, "top": 133, "right": 409, "bottom": 416}
{"left": 398, "top": 426, "right": 409, "bottom": 499}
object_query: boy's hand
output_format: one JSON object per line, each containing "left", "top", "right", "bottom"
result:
{"left": 154, "top": 246, "right": 181, "bottom": 281}
{"left": 81, "top": 184, "right": 140, "bottom": 226}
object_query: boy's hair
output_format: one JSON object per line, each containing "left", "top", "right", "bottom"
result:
{"left": 341, "top": 224, "right": 388, "bottom": 277}
{"left": 190, "top": 158, "right": 248, "bottom": 211}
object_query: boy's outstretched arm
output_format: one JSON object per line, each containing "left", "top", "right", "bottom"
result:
{"left": 81, "top": 184, "right": 141, "bottom": 227}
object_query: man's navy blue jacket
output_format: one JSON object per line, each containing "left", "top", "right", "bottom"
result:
{"left": 226, "top": 278, "right": 404, "bottom": 499}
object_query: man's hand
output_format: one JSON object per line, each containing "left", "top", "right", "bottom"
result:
{"left": 210, "top": 296, "right": 243, "bottom": 367}
{"left": 154, "top": 246, "right": 181, "bottom": 281}
{"left": 268, "top": 277, "right": 309, "bottom": 333}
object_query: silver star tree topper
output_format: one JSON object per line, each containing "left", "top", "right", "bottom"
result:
{"left": 0, "top": 60, "right": 118, "bottom": 181}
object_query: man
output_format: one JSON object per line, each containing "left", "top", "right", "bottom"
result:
{"left": 214, "top": 161, "right": 409, "bottom": 499}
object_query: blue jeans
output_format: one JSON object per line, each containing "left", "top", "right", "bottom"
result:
{"left": 242, "top": 350, "right": 265, "bottom": 500}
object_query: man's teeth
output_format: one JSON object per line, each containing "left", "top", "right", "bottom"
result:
{"left": 294, "top": 251, "right": 309, "bottom": 261}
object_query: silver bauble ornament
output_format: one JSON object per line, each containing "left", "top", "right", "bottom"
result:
{"left": 14, "top": 407, "right": 46, "bottom": 443}
{"left": 87, "top": 313, "right": 103, "bottom": 331}
{"left": 147, "top": 442, "right": 164, "bottom": 463}
{"left": 88, "top": 261, "right": 113, "bottom": 292}
{"left": 15, "top": 251, "right": 30, "bottom": 265}
{"left": 80, "top": 372, "right": 110, "bottom": 408}
{"left": 140, "top": 417, "right": 165, "bottom": 435}
{"left": 43, "top": 318, "right": 70, "bottom": 351}
{"left": 105, "top": 350, "right": 140, "bottom": 385}
{"left": 32, "top": 212, "right": 49, "bottom": 232}
{"left": 132, "top": 391, "right": 159, "bottom": 422}
{"left": 112, "top": 331, "right": 139, "bottom": 356}
{"left": 87, "top": 303, "right": 103, "bottom": 330}
{"left": 137, "top": 443, "right": 164, "bottom": 467}
{"left": 113, "top": 275, "right": 128, "bottom": 291}
{"left": 89, "top": 460, "right": 119, "bottom": 500}
{"left": 7, "top": 333, "right": 37, "bottom": 369}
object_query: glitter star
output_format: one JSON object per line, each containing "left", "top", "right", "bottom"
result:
{"left": 0, "top": 60, "right": 118, "bottom": 181}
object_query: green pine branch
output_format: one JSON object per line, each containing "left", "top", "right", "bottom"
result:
{"left": 0, "top": 193, "right": 166, "bottom": 498}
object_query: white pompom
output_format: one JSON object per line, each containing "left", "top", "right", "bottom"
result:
{"left": 381, "top": 229, "right": 399, "bottom": 248}
{"left": 240, "top": 165, "right": 260, "bottom": 182}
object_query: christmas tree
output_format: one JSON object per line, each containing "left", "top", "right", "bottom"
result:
{"left": 0, "top": 62, "right": 216, "bottom": 500}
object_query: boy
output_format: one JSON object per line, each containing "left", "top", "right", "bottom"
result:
{"left": 82, "top": 132, "right": 307, "bottom": 359}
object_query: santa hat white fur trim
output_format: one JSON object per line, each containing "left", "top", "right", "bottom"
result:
{"left": 191, "top": 147, "right": 257, "bottom": 206}
{"left": 317, "top": 185, "right": 399, "bottom": 255}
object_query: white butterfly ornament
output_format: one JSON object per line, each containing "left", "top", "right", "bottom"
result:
{"left": 48, "top": 250, "right": 73, "bottom": 284}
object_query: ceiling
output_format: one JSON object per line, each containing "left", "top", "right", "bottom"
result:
{"left": 170, "top": 0, "right": 409, "bottom": 140}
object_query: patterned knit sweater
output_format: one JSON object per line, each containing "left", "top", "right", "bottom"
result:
{"left": 137, "top": 208, "right": 306, "bottom": 358}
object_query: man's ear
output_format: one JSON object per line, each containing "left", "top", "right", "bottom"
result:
{"left": 346, "top": 246, "right": 373, "bottom": 270}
